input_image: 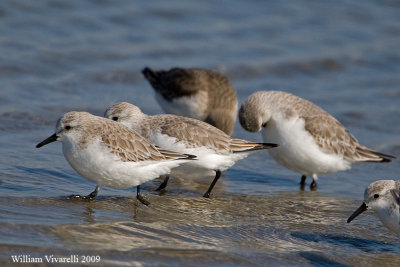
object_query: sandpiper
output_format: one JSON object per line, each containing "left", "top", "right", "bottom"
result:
{"left": 36, "top": 111, "right": 196, "bottom": 205}
{"left": 105, "top": 102, "right": 278, "bottom": 198}
{"left": 239, "top": 90, "right": 394, "bottom": 189}
{"left": 347, "top": 179, "right": 400, "bottom": 235}
{"left": 142, "top": 67, "right": 238, "bottom": 135}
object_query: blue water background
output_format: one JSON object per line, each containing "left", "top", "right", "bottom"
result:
{"left": 1, "top": 0, "right": 400, "bottom": 266}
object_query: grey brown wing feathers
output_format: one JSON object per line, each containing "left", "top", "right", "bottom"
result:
{"left": 304, "top": 115, "right": 395, "bottom": 162}
{"left": 102, "top": 123, "right": 195, "bottom": 162}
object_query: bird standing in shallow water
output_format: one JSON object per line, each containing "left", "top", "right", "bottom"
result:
{"left": 239, "top": 91, "right": 394, "bottom": 190}
{"left": 142, "top": 67, "right": 238, "bottom": 136}
{"left": 105, "top": 102, "right": 278, "bottom": 198}
{"left": 347, "top": 179, "right": 400, "bottom": 235}
{"left": 36, "top": 111, "right": 196, "bottom": 205}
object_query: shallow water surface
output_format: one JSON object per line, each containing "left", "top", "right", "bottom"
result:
{"left": 1, "top": 0, "right": 400, "bottom": 266}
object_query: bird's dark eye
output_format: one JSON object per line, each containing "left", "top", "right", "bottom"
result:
{"left": 374, "top": 194, "right": 379, "bottom": 199}
{"left": 65, "top": 125, "right": 71, "bottom": 130}
{"left": 112, "top": 117, "right": 118, "bottom": 121}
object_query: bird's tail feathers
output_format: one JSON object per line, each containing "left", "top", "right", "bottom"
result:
{"left": 355, "top": 146, "right": 395, "bottom": 163}
{"left": 231, "top": 139, "right": 278, "bottom": 153}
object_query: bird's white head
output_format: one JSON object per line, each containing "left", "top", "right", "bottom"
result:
{"left": 364, "top": 180, "right": 398, "bottom": 213}
{"left": 36, "top": 111, "right": 93, "bottom": 148}
{"left": 348, "top": 179, "right": 400, "bottom": 234}
{"left": 104, "top": 102, "right": 145, "bottom": 129}
{"left": 239, "top": 91, "right": 274, "bottom": 132}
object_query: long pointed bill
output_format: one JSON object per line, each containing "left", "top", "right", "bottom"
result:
{"left": 36, "top": 133, "right": 59, "bottom": 148}
{"left": 347, "top": 202, "right": 368, "bottom": 223}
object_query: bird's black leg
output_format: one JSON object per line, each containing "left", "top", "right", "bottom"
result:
{"left": 203, "top": 170, "right": 222, "bottom": 198}
{"left": 137, "top": 185, "right": 150, "bottom": 206}
{"left": 310, "top": 174, "right": 318, "bottom": 191}
{"left": 69, "top": 186, "right": 100, "bottom": 200}
{"left": 86, "top": 186, "right": 100, "bottom": 199}
{"left": 155, "top": 175, "right": 170, "bottom": 191}
{"left": 310, "top": 180, "right": 317, "bottom": 191}
{"left": 300, "top": 175, "right": 306, "bottom": 190}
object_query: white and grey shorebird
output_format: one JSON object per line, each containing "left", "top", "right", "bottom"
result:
{"left": 105, "top": 102, "right": 278, "bottom": 198}
{"left": 142, "top": 67, "right": 238, "bottom": 135}
{"left": 347, "top": 180, "right": 400, "bottom": 235}
{"left": 36, "top": 111, "right": 196, "bottom": 205}
{"left": 239, "top": 91, "right": 395, "bottom": 189}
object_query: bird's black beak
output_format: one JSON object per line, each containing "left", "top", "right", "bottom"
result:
{"left": 36, "top": 133, "right": 59, "bottom": 148}
{"left": 347, "top": 202, "right": 368, "bottom": 223}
